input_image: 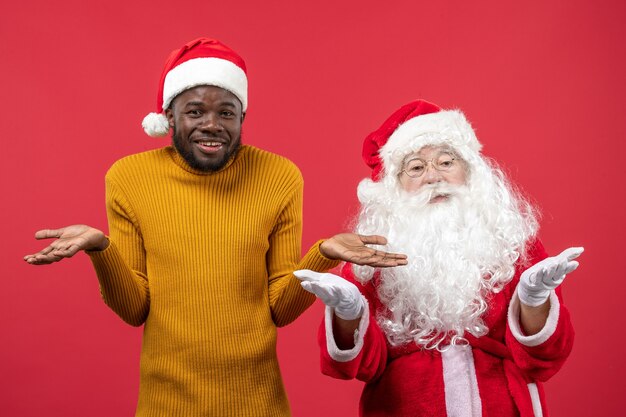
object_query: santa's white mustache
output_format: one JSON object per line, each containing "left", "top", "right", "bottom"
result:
{"left": 401, "top": 182, "right": 467, "bottom": 206}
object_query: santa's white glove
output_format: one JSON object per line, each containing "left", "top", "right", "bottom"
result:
{"left": 517, "top": 247, "right": 584, "bottom": 307}
{"left": 294, "top": 270, "right": 365, "bottom": 320}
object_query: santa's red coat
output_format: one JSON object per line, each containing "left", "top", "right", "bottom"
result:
{"left": 319, "top": 240, "right": 574, "bottom": 417}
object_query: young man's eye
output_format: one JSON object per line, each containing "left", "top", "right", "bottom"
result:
{"left": 221, "top": 111, "right": 235, "bottom": 118}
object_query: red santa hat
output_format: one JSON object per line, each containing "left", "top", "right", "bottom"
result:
{"left": 362, "top": 99, "right": 482, "bottom": 181}
{"left": 142, "top": 37, "right": 248, "bottom": 137}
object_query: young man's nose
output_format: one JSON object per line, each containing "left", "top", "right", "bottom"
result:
{"left": 200, "top": 113, "right": 223, "bottom": 132}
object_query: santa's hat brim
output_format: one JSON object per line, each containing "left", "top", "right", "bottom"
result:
{"left": 379, "top": 110, "right": 481, "bottom": 178}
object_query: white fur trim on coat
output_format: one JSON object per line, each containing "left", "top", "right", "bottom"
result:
{"left": 379, "top": 110, "right": 482, "bottom": 178}
{"left": 325, "top": 297, "right": 370, "bottom": 362}
{"left": 441, "top": 345, "right": 482, "bottom": 417}
{"left": 508, "top": 288, "right": 560, "bottom": 347}
{"left": 527, "top": 382, "right": 544, "bottom": 417}
{"left": 162, "top": 57, "right": 248, "bottom": 111}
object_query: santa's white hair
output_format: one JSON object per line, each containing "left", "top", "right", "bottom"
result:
{"left": 353, "top": 139, "right": 539, "bottom": 351}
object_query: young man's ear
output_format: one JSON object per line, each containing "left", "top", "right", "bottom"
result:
{"left": 241, "top": 112, "right": 246, "bottom": 124}
{"left": 165, "top": 108, "right": 175, "bottom": 128}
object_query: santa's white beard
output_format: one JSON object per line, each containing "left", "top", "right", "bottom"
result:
{"left": 353, "top": 175, "right": 537, "bottom": 350}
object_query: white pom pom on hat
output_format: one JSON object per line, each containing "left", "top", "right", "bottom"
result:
{"left": 143, "top": 38, "right": 248, "bottom": 137}
{"left": 142, "top": 112, "right": 170, "bottom": 137}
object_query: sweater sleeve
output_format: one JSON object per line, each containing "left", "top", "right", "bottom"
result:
{"left": 319, "top": 264, "right": 389, "bottom": 383}
{"left": 267, "top": 178, "right": 340, "bottom": 327}
{"left": 87, "top": 174, "right": 150, "bottom": 326}
{"left": 505, "top": 239, "right": 575, "bottom": 382}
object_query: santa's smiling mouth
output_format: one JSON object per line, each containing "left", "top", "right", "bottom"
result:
{"left": 429, "top": 194, "right": 450, "bottom": 203}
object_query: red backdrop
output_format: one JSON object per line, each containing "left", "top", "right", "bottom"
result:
{"left": 2, "top": 0, "right": 624, "bottom": 415}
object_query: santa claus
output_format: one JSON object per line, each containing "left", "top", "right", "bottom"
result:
{"left": 295, "top": 100, "right": 583, "bottom": 417}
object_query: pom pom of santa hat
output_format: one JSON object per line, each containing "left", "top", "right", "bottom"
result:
{"left": 142, "top": 37, "right": 248, "bottom": 137}
{"left": 362, "top": 99, "right": 482, "bottom": 181}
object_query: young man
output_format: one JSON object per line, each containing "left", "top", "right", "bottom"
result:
{"left": 24, "top": 38, "right": 406, "bottom": 417}
{"left": 296, "top": 100, "right": 582, "bottom": 417}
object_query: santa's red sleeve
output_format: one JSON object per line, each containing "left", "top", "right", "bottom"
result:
{"left": 505, "top": 239, "right": 576, "bottom": 382}
{"left": 318, "top": 264, "right": 389, "bottom": 383}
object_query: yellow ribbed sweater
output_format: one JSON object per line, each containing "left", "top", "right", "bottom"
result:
{"left": 88, "top": 145, "right": 338, "bottom": 417}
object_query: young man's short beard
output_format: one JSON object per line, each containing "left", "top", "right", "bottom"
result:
{"left": 172, "top": 127, "right": 242, "bottom": 172}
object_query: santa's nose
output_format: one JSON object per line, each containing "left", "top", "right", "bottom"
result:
{"left": 423, "top": 166, "right": 444, "bottom": 184}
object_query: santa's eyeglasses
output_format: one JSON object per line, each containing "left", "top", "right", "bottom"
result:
{"left": 402, "top": 152, "right": 459, "bottom": 178}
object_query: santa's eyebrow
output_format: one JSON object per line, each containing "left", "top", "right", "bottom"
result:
{"left": 404, "top": 155, "right": 423, "bottom": 163}
{"left": 399, "top": 157, "right": 420, "bottom": 170}
{"left": 429, "top": 145, "right": 458, "bottom": 156}
{"left": 403, "top": 147, "right": 458, "bottom": 163}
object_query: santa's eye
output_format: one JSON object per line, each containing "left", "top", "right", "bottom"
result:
{"left": 403, "top": 161, "right": 426, "bottom": 177}
{"left": 436, "top": 154, "right": 455, "bottom": 170}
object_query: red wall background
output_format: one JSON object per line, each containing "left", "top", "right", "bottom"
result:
{"left": 2, "top": 1, "right": 624, "bottom": 415}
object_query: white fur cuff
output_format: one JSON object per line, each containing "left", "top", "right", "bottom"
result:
{"left": 508, "top": 287, "right": 560, "bottom": 347}
{"left": 325, "top": 297, "right": 370, "bottom": 362}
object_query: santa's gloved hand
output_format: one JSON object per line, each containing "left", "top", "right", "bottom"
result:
{"left": 294, "top": 270, "right": 364, "bottom": 320}
{"left": 517, "top": 247, "right": 584, "bottom": 307}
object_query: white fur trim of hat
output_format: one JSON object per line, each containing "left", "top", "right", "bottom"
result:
{"left": 162, "top": 57, "right": 248, "bottom": 111}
